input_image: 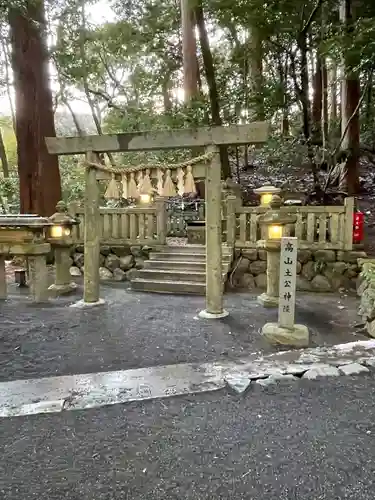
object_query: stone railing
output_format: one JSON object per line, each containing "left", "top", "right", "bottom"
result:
{"left": 226, "top": 197, "right": 355, "bottom": 251}
{"left": 68, "top": 197, "right": 167, "bottom": 246}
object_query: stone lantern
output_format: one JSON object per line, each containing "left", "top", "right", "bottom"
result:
{"left": 48, "top": 201, "right": 79, "bottom": 295}
{"left": 257, "top": 195, "right": 296, "bottom": 307}
{"left": 0, "top": 214, "right": 52, "bottom": 302}
{"left": 254, "top": 185, "right": 281, "bottom": 207}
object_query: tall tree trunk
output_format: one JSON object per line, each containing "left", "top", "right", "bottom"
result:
{"left": 322, "top": 58, "right": 329, "bottom": 152}
{"left": 0, "top": 28, "right": 16, "bottom": 132}
{"left": 297, "top": 29, "right": 320, "bottom": 189}
{"left": 312, "top": 55, "right": 323, "bottom": 144}
{"left": 8, "top": 0, "right": 61, "bottom": 216}
{"left": 329, "top": 62, "right": 338, "bottom": 130}
{"left": 277, "top": 53, "right": 289, "bottom": 135}
{"left": 248, "top": 26, "right": 264, "bottom": 120}
{"left": 0, "top": 129, "right": 9, "bottom": 178}
{"left": 195, "top": 1, "right": 230, "bottom": 178}
{"left": 79, "top": 0, "right": 115, "bottom": 166}
{"left": 365, "top": 71, "right": 373, "bottom": 133}
{"left": 181, "top": 0, "right": 199, "bottom": 103}
{"left": 162, "top": 75, "right": 173, "bottom": 113}
{"left": 65, "top": 99, "right": 84, "bottom": 136}
{"left": 339, "top": 0, "right": 360, "bottom": 194}
{"left": 321, "top": 7, "right": 329, "bottom": 152}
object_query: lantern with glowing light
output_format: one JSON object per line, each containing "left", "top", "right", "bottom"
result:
{"left": 48, "top": 201, "right": 79, "bottom": 295}
{"left": 254, "top": 185, "right": 281, "bottom": 207}
{"left": 256, "top": 195, "right": 296, "bottom": 307}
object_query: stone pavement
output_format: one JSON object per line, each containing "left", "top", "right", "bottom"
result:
{"left": 1, "top": 286, "right": 375, "bottom": 498}
{"left": 1, "top": 339, "right": 375, "bottom": 418}
{"left": 0, "top": 286, "right": 366, "bottom": 382}
{"left": 1, "top": 376, "right": 375, "bottom": 499}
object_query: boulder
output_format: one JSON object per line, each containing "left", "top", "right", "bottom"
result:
{"left": 337, "top": 250, "right": 367, "bottom": 264}
{"left": 111, "top": 245, "right": 131, "bottom": 257}
{"left": 233, "top": 256, "right": 250, "bottom": 274}
{"left": 301, "top": 261, "right": 316, "bottom": 280}
{"left": 239, "top": 273, "right": 256, "bottom": 290}
{"left": 100, "top": 245, "right": 111, "bottom": 256}
{"left": 258, "top": 249, "right": 267, "bottom": 261}
{"left": 314, "top": 250, "right": 336, "bottom": 262}
{"left": 311, "top": 275, "right": 331, "bottom": 292}
{"left": 135, "top": 257, "right": 145, "bottom": 269}
{"left": 242, "top": 249, "right": 258, "bottom": 261}
{"left": 296, "top": 276, "right": 312, "bottom": 291}
{"left": 104, "top": 254, "right": 120, "bottom": 272}
{"left": 142, "top": 245, "right": 152, "bottom": 256}
{"left": 323, "top": 262, "right": 347, "bottom": 283}
{"left": 113, "top": 268, "right": 127, "bottom": 281}
{"left": 331, "top": 262, "right": 347, "bottom": 274}
{"left": 119, "top": 255, "right": 135, "bottom": 271}
{"left": 99, "top": 267, "right": 113, "bottom": 280}
{"left": 125, "top": 268, "right": 138, "bottom": 280}
{"left": 255, "top": 273, "right": 267, "bottom": 288}
{"left": 69, "top": 266, "right": 82, "bottom": 277}
{"left": 344, "top": 264, "right": 359, "bottom": 279}
{"left": 297, "top": 249, "right": 312, "bottom": 264}
{"left": 249, "top": 260, "right": 267, "bottom": 275}
{"left": 73, "top": 253, "right": 84, "bottom": 268}
{"left": 130, "top": 246, "right": 143, "bottom": 258}
{"left": 328, "top": 274, "right": 352, "bottom": 291}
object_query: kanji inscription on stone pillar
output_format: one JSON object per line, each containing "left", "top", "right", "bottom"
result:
{"left": 278, "top": 237, "right": 298, "bottom": 329}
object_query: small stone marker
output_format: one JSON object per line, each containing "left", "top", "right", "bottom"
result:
{"left": 278, "top": 237, "right": 298, "bottom": 329}
{"left": 261, "top": 237, "right": 309, "bottom": 347}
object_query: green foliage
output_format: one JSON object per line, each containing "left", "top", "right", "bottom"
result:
{"left": 2, "top": 0, "right": 375, "bottom": 205}
{"left": 361, "top": 263, "right": 375, "bottom": 285}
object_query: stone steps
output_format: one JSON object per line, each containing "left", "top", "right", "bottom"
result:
{"left": 137, "top": 269, "right": 228, "bottom": 283}
{"left": 130, "top": 245, "right": 233, "bottom": 295}
{"left": 131, "top": 279, "right": 206, "bottom": 295}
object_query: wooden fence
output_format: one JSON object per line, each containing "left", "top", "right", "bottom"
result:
{"left": 68, "top": 198, "right": 167, "bottom": 246}
{"left": 69, "top": 196, "right": 354, "bottom": 251}
{"left": 226, "top": 197, "right": 354, "bottom": 250}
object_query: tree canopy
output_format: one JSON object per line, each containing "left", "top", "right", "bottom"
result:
{"left": 0, "top": 0, "right": 374, "bottom": 210}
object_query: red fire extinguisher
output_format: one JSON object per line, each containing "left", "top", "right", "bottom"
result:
{"left": 353, "top": 210, "right": 364, "bottom": 244}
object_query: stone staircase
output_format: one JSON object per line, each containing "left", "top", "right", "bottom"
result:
{"left": 130, "top": 245, "right": 234, "bottom": 295}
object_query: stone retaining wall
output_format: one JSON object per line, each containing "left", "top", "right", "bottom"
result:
{"left": 69, "top": 244, "right": 367, "bottom": 292}
{"left": 357, "top": 259, "right": 375, "bottom": 337}
{"left": 231, "top": 249, "right": 367, "bottom": 292}
{"left": 69, "top": 245, "right": 151, "bottom": 282}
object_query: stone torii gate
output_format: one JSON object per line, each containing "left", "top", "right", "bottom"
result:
{"left": 46, "top": 123, "right": 268, "bottom": 318}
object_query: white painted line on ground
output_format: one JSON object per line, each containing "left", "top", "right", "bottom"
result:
{"left": 1, "top": 339, "right": 375, "bottom": 418}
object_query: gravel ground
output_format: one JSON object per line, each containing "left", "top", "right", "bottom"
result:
{"left": 0, "top": 285, "right": 366, "bottom": 383}
{"left": 1, "top": 376, "right": 375, "bottom": 499}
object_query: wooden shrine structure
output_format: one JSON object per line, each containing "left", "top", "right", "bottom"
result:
{"left": 46, "top": 123, "right": 269, "bottom": 317}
